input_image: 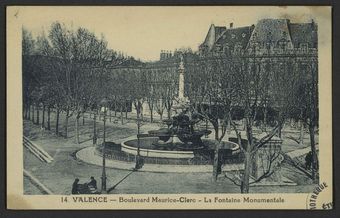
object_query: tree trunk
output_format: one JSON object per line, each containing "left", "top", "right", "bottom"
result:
{"left": 23, "top": 103, "right": 26, "bottom": 120}
{"left": 36, "top": 104, "right": 40, "bottom": 125}
{"left": 32, "top": 104, "right": 35, "bottom": 123}
{"left": 75, "top": 112, "right": 80, "bottom": 144}
{"left": 41, "top": 105, "right": 45, "bottom": 129}
{"left": 125, "top": 102, "right": 128, "bottom": 119}
{"left": 82, "top": 112, "right": 85, "bottom": 125}
{"left": 150, "top": 108, "right": 153, "bottom": 123}
{"left": 167, "top": 109, "right": 171, "bottom": 119}
{"left": 114, "top": 100, "right": 117, "bottom": 117}
{"left": 160, "top": 113, "right": 163, "bottom": 121}
{"left": 93, "top": 113, "right": 97, "bottom": 146}
{"left": 241, "top": 151, "right": 251, "bottom": 193}
{"left": 263, "top": 107, "right": 267, "bottom": 132}
{"left": 109, "top": 109, "right": 112, "bottom": 122}
{"left": 56, "top": 108, "right": 60, "bottom": 136}
{"left": 212, "top": 120, "right": 221, "bottom": 181}
{"left": 309, "top": 124, "right": 318, "bottom": 182}
{"left": 27, "top": 103, "right": 31, "bottom": 120}
{"left": 278, "top": 123, "right": 282, "bottom": 139}
{"left": 212, "top": 142, "right": 221, "bottom": 181}
{"left": 47, "top": 106, "right": 51, "bottom": 130}
{"left": 213, "top": 121, "right": 219, "bottom": 141}
{"left": 64, "top": 108, "right": 69, "bottom": 138}
{"left": 241, "top": 120, "right": 253, "bottom": 194}
{"left": 120, "top": 105, "right": 124, "bottom": 125}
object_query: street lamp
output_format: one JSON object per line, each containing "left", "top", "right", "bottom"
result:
{"left": 135, "top": 107, "right": 144, "bottom": 170}
{"left": 100, "top": 97, "right": 108, "bottom": 193}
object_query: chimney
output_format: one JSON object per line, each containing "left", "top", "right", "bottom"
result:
{"left": 311, "top": 19, "right": 316, "bottom": 29}
{"left": 230, "top": 22, "right": 234, "bottom": 28}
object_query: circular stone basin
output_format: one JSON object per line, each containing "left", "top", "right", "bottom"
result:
{"left": 121, "top": 137, "right": 239, "bottom": 159}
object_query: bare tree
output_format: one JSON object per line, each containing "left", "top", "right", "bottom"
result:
{"left": 186, "top": 55, "right": 235, "bottom": 181}
{"left": 227, "top": 45, "right": 300, "bottom": 193}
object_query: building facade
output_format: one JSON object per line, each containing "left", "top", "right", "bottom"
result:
{"left": 199, "top": 19, "right": 317, "bottom": 56}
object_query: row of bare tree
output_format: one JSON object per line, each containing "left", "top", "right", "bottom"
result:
{"left": 23, "top": 22, "right": 141, "bottom": 143}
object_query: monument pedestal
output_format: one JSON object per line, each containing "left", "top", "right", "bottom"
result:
{"left": 250, "top": 134, "right": 296, "bottom": 186}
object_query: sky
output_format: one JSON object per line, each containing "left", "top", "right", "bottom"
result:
{"left": 15, "top": 6, "right": 329, "bottom": 61}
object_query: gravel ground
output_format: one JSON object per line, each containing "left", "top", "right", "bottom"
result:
{"left": 23, "top": 112, "right": 316, "bottom": 195}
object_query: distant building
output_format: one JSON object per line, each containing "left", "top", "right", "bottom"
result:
{"left": 199, "top": 19, "right": 317, "bottom": 56}
{"left": 160, "top": 50, "right": 173, "bottom": 61}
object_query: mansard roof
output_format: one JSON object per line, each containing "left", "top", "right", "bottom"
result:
{"left": 215, "top": 25, "right": 255, "bottom": 49}
{"left": 289, "top": 22, "right": 318, "bottom": 48}
{"left": 201, "top": 18, "right": 318, "bottom": 53}
{"left": 246, "top": 19, "right": 293, "bottom": 49}
{"left": 201, "top": 24, "right": 227, "bottom": 51}
{"left": 214, "top": 26, "right": 227, "bottom": 39}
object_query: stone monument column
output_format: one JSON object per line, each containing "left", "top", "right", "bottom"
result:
{"left": 178, "top": 54, "right": 185, "bottom": 101}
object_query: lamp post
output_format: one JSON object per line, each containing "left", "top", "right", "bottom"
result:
{"left": 135, "top": 102, "right": 143, "bottom": 170}
{"left": 100, "top": 97, "right": 108, "bottom": 193}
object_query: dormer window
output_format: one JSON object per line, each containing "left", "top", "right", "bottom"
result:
{"left": 277, "top": 39, "right": 287, "bottom": 49}
{"left": 223, "top": 43, "right": 230, "bottom": 53}
{"left": 300, "top": 43, "right": 308, "bottom": 51}
{"left": 252, "top": 32, "right": 258, "bottom": 41}
{"left": 215, "top": 44, "right": 222, "bottom": 52}
{"left": 234, "top": 43, "right": 242, "bottom": 53}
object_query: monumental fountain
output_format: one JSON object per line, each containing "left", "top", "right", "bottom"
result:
{"left": 101, "top": 54, "right": 240, "bottom": 165}
{"left": 76, "top": 54, "right": 241, "bottom": 173}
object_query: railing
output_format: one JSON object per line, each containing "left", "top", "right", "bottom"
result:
{"left": 95, "top": 147, "right": 244, "bottom": 165}
{"left": 23, "top": 136, "right": 54, "bottom": 163}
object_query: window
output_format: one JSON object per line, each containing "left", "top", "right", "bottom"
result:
{"left": 223, "top": 44, "right": 230, "bottom": 53}
{"left": 215, "top": 44, "right": 222, "bottom": 52}
{"left": 234, "top": 43, "right": 242, "bottom": 53}
{"left": 277, "top": 39, "right": 287, "bottom": 49}
{"left": 300, "top": 43, "right": 309, "bottom": 51}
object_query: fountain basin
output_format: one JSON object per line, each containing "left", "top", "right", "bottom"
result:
{"left": 120, "top": 137, "right": 240, "bottom": 159}
{"left": 121, "top": 137, "right": 195, "bottom": 159}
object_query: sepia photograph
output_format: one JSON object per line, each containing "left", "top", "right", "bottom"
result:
{"left": 6, "top": 6, "right": 332, "bottom": 209}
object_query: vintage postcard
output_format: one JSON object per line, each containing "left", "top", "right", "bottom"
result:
{"left": 7, "top": 6, "right": 332, "bottom": 210}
